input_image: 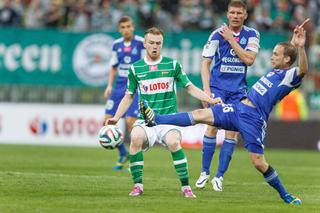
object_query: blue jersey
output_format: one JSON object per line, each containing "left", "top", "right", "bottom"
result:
{"left": 110, "top": 35, "right": 145, "bottom": 90}
{"left": 247, "top": 67, "right": 302, "bottom": 121}
{"left": 202, "top": 25, "right": 260, "bottom": 92}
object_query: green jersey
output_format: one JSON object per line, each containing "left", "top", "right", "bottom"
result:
{"left": 127, "top": 56, "right": 191, "bottom": 115}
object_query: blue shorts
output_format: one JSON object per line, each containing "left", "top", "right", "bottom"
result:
{"left": 211, "top": 102, "right": 267, "bottom": 154}
{"left": 210, "top": 87, "right": 246, "bottom": 104}
{"left": 105, "top": 89, "right": 139, "bottom": 118}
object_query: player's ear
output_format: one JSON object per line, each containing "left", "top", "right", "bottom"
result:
{"left": 284, "top": 55, "right": 291, "bottom": 65}
{"left": 244, "top": 10, "right": 248, "bottom": 20}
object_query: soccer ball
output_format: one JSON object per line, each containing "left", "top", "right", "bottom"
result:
{"left": 98, "top": 125, "right": 124, "bottom": 149}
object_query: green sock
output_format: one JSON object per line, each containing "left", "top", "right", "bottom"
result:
{"left": 171, "top": 149, "right": 189, "bottom": 186}
{"left": 129, "top": 151, "right": 144, "bottom": 184}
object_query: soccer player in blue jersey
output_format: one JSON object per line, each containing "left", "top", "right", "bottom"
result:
{"left": 198, "top": 0, "right": 260, "bottom": 191}
{"left": 104, "top": 16, "right": 145, "bottom": 170}
{"left": 141, "top": 19, "right": 309, "bottom": 204}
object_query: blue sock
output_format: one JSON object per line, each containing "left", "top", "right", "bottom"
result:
{"left": 156, "top": 112, "right": 195, "bottom": 126}
{"left": 117, "top": 143, "right": 128, "bottom": 157}
{"left": 202, "top": 136, "right": 216, "bottom": 175}
{"left": 216, "top": 139, "right": 236, "bottom": 178}
{"left": 263, "top": 166, "right": 288, "bottom": 199}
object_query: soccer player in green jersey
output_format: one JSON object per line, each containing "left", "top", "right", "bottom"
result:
{"left": 106, "top": 27, "right": 216, "bottom": 198}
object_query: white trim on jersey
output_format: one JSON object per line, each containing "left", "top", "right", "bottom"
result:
{"left": 202, "top": 40, "right": 219, "bottom": 58}
{"left": 109, "top": 51, "right": 118, "bottom": 67}
{"left": 134, "top": 35, "right": 144, "bottom": 42}
{"left": 173, "top": 60, "right": 177, "bottom": 70}
{"left": 113, "top": 37, "right": 124, "bottom": 44}
{"left": 143, "top": 55, "right": 163, "bottom": 65}
{"left": 278, "top": 67, "right": 298, "bottom": 87}
{"left": 246, "top": 37, "right": 260, "bottom": 53}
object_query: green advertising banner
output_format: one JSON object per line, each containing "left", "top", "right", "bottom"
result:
{"left": 0, "top": 28, "right": 286, "bottom": 88}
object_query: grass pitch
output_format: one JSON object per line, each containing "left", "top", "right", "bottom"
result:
{"left": 0, "top": 144, "right": 319, "bottom": 213}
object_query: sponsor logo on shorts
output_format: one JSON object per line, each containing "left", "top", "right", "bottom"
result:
{"left": 106, "top": 100, "right": 114, "bottom": 110}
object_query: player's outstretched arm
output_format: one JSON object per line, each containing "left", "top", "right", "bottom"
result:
{"left": 105, "top": 93, "right": 134, "bottom": 125}
{"left": 291, "top": 18, "right": 309, "bottom": 77}
{"left": 186, "top": 84, "right": 218, "bottom": 105}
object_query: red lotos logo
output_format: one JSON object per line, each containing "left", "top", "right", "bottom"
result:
{"left": 148, "top": 82, "right": 169, "bottom": 91}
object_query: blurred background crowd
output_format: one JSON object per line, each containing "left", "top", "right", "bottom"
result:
{"left": 0, "top": 0, "right": 319, "bottom": 33}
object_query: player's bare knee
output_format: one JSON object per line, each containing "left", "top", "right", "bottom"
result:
{"left": 250, "top": 154, "right": 267, "bottom": 172}
{"left": 225, "top": 131, "right": 238, "bottom": 141}
{"left": 164, "top": 130, "right": 181, "bottom": 152}
{"left": 130, "top": 126, "right": 145, "bottom": 152}
{"left": 205, "top": 125, "right": 218, "bottom": 136}
{"left": 192, "top": 108, "right": 213, "bottom": 125}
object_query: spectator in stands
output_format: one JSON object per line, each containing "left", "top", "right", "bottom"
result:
{"left": 0, "top": 0, "right": 20, "bottom": 27}
{"left": 43, "top": 0, "right": 62, "bottom": 28}
{"left": 24, "top": 0, "right": 44, "bottom": 28}
{"left": 275, "top": 89, "right": 309, "bottom": 121}
{"left": 71, "top": 0, "right": 91, "bottom": 32}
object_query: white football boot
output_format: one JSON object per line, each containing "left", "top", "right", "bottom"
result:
{"left": 211, "top": 176, "right": 223, "bottom": 191}
{"left": 195, "top": 172, "right": 210, "bottom": 188}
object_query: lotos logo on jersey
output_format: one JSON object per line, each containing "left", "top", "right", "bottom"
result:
{"left": 73, "top": 34, "right": 114, "bottom": 86}
{"left": 29, "top": 117, "right": 48, "bottom": 135}
{"left": 140, "top": 77, "right": 174, "bottom": 94}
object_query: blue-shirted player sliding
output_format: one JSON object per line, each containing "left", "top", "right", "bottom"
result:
{"left": 199, "top": 0, "right": 260, "bottom": 191}
{"left": 104, "top": 16, "right": 145, "bottom": 170}
{"left": 140, "top": 19, "right": 310, "bottom": 204}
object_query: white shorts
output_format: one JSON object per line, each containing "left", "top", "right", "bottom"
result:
{"left": 133, "top": 120, "right": 181, "bottom": 151}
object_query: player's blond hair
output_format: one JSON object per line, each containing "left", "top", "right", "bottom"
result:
{"left": 144, "top": 27, "right": 164, "bottom": 38}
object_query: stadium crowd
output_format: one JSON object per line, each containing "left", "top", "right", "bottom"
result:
{"left": 0, "top": 0, "right": 319, "bottom": 33}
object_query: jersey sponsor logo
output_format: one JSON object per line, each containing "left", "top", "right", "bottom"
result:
{"left": 252, "top": 82, "right": 267, "bottom": 95}
{"left": 124, "top": 46, "right": 132, "bottom": 52}
{"left": 162, "top": 71, "right": 168, "bottom": 75}
{"left": 220, "top": 65, "right": 245, "bottom": 73}
{"left": 266, "top": 72, "right": 275, "bottom": 77}
{"left": 230, "top": 49, "right": 236, "bottom": 56}
{"left": 118, "top": 69, "right": 128, "bottom": 77}
{"left": 132, "top": 47, "right": 138, "bottom": 55}
{"left": 73, "top": 34, "right": 114, "bottom": 86}
{"left": 240, "top": 37, "right": 247, "bottom": 45}
{"left": 221, "top": 57, "right": 242, "bottom": 63}
{"left": 139, "top": 77, "right": 174, "bottom": 94}
{"left": 149, "top": 65, "right": 158, "bottom": 71}
{"left": 260, "top": 76, "right": 273, "bottom": 88}
{"left": 124, "top": 56, "right": 131, "bottom": 63}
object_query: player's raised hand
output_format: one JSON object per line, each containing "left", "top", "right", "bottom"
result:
{"left": 291, "top": 18, "right": 310, "bottom": 47}
{"left": 219, "top": 24, "right": 234, "bottom": 42}
{"left": 211, "top": 97, "right": 224, "bottom": 105}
